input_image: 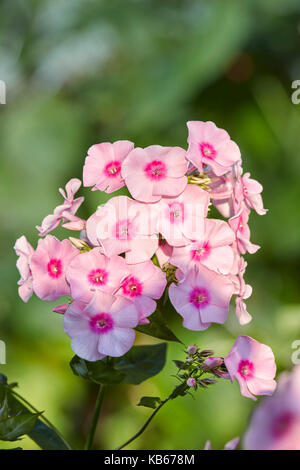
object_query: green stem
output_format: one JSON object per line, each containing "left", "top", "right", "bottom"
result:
{"left": 116, "top": 396, "right": 171, "bottom": 450}
{"left": 10, "top": 389, "right": 72, "bottom": 450}
{"left": 84, "top": 385, "right": 106, "bottom": 450}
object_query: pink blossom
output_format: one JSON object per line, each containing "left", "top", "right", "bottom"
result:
{"left": 229, "top": 206, "right": 260, "bottom": 255}
{"left": 208, "top": 170, "right": 235, "bottom": 218}
{"left": 187, "top": 121, "right": 241, "bottom": 176}
{"left": 64, "top": 291, "right": 139, "bottom": 360}
{"left": 86, "top": 196, "right": 158, "bottom": 264}
{"left": 14, "top": 236, "right": 35, "bottom": 302}
{"left": 36, "top": 178, "right": 84, "bottom": 236}
{"left": 122, "top": 145, "right": 188, "bottom": 203}
{"left": 66, "top": 248, "right": 129, "bottom": 303}
{"left": 115, "top": 260, "right": 167, "bottom": 324}
{"left": 244, "top": 365, "right": 300, "bottom": 450}
{"left": 169, "top": 265, "right": 234, "bottom": 331}
{"left": 204, "top": 437, "right": 240, "bottom": 450}
{"left": 156, "top": 185, "right": 209, "bottom": 247}
{"left": 53, "top": 304, "right": 69, "bottom": 314}
{"left": 236, "top": 172, "right": 267, "bottom": 216}
{"left": 170, "top": 218, "right": 235, "bottom": 275}
{"left": 187, "top": 377, "right": 197, "bottom": 388}
{"left": 155, "top": 238, "right": 173, "bottom": 268}
{"left": 224, "top": 335, "right": 276, "bottom": 401}
{"left": 230, "top": 258, "right": 252, "bottom": 325}
{"left": 83, "top": 140, "right": 134, "bottom": 193}
{"left": 187, "top": 345, "right": 198, "bottom": 355}
{"left": 31, "top": 235, "right": 78, "bottom": 301}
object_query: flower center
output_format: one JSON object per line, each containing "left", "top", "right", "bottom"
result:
{"left": 199, "top": 142, "right": 216, "bottom": 160}
{"left": 189, "top": 287, "right": 210, "bottom": 308}
{"left": 168, "top": 202, "right": 184, "bottom": 224}
{"left": 238, "top": 360, "right": 254, "bottom": 380}
{"left": 191, "top": 242, "right": 210, "bottom": 262}
{"left": 47, "top": 258, "right": 63, "bottom": 279}
{"left": 121, "top": 276, "right": 143, "bottom": 298}
{"left": 115, "top": 219, "right": 135, "bottom": 240}
{"left": 272, "top": 412, "right": 295, "bottom": 438}
{"left": 144, "top": 160, "right": 167, "bottom": 181}
{"left": 104, "top": 160, "right": 121, "bottom": 178}
{"left": 89, "top": 313, "right": 114, "bottom": 334}
{"left": 88, "top": 268, "right": 108, "bottom": 286}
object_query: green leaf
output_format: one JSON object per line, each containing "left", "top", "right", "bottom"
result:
{"left": 0, "top": 413, "right": 40, "bottom": 441}
{"left": 115, "top": 343, "right": 167, "bottom": 385}
{"left": 137, "top": 396, "right": 162, "bottom": 409}
{"left": 170, "top": 382, "right": 189, "bottom": 399}
{"left": 0, "top": 394, "right": 9, "bottom": 421}
{"left": 70, "top": 356, "right": 125, "bottom": 385}
{"left": 0, "top": 375, "right": 7, "bottom": 386}
{"left": 135, "top": 308, "right": 182, "bottom": 344}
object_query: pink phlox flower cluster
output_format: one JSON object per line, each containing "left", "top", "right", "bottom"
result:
{"left": 15, "top": 122, "right": 269, "bottom": 365}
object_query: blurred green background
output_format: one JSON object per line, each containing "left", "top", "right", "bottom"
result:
{"left": 1, "top": 0, "right": 300, "bottom": 450}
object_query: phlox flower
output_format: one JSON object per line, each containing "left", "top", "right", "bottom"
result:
{"left": 31, "top": 235, "right": 78, "bottom": 301}
{"left": 83, "top": 140, "right": 134, "bottom": 193}
{"left": 230, "top": 258, "right": 252, "bottom": 325}
{"left": 224, "top": 335, "right": 276, "bottom": 401}
{"left": 170, "top": 218, "right": 235, "bottom": 275}
{"left": 36, "top": 178, "right": 84, "bottom": 236}
{"left": 155, "top": 238, "right": 173, "bottom": 268}
{"left": 115, "top": 260, "right": 167, "bottom": 324}
{"left": 236, "top": 172, "right": 267, "bottom": 216}
{"left": 187, "top": 121, "right": 241, "bottom": 176}
{"left": 229, "top": 206, "right": 260, "bottom": 255}
{"left": 156, "top": 185, "right": 210, "bottom": 247}
{"left": 64, "top": 291, "right": 139, "bottom": 360}
{"left": 86, "top": 196, "right": 158, "bottom": 264}
{"left": 168, "top": 265, "right": 234, "bottom": 331}
{"left": 66, "top": 248, "right": 129, "bottom": 303}
{"left": 121, "top": 145, "right": 188, "bottom": 203}
{"left": 204, "top": 437, "right": 240, "bottom": 450}
{"left": 243, "top": 365, "right": 300, "bottom": 450}
{"left": 14, "top": 235, "right": 34, "bottom": 302}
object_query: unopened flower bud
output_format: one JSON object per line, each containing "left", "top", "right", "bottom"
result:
{"left": 186, "top": 356, "right": 193, "bottom": 363}
{"left": 53, "top": 304, "right": 69, "bottom": 314}
{"left": 202, "top": 357, "right": 223, "bottom": 370}
{"left": 200, "top": 349, "right": 214, "bottom": 357}
{"left": 187, "top": 345, "right": 198, "bottom": 355}
{"left": 187, "top": 377, "right": 197, "bottom": 388}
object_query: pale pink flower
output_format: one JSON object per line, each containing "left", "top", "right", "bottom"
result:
{"left": 244, "top": 365, "right": 300, "bottom": 450}
{"left": 64, "top": 291, "right": 139, "bottom": 360}
{"left": 208, "top": 170, "right": 235, "bottom": 218}
{"left": 236, "top": 172, "right": 267, "bottom": 216}
{"left": 187, "top": 121, "right": 241, "bottom": 176}
{"left": 14, "top": 236, "right": 35, "bottom": 302}
{"left": 169, "top": 265, "right": 234, "bottom": 331}
{"left": 36, "top": 178, "right": 84, "bottom": 236}
{"left": 230, "top": 258, "right": 252, "bottom": 325}
{"left": 115, "top": 260, "right": 167, "bottom": 324}
{"left": 66, "top": 248, "right": 129, "bottom": 303}
{"left": 204, "top": 437, "right": 240, "bottom": 450}
{"left": 224, "top": 335, "right": 276, "bottom": 401}
{"left": 156, "top": 185, "right": 209, "bottom": 247}
{"left": 155, "top": 239, "right": 173, "bottom": 268}
{"left": 31, "top": 235, "right": 78, "bottom": 301}
{"left": 170, "top": 219, "right": 235, "bottom": 275}
{"left": 53, "top": 304, "right": 69, "bottom": 314}
{"left": 187, "top": 345, "right": 198, "bottom": 355}
{"left": 86, "top": 196, "right": 158, "bottom": 264}
{"left": 187, "top": 377, "right": 197, "bottom": 388}
{"left": 83, "top": 140, "right": 134, "bottom": 193}
{"left": 122, "top": 145, "right": 188, "bottom": 203}
{"left": 229, "top": 206, "right": 260, "bottom": 255}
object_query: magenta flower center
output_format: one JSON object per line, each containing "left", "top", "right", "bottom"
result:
{"left": 104, "top": 160, "right": 121, "bottom": 178}
{"left": 168, "top": 202, "right": 184, "bottom": 224}
{"left": 47, "top": 258, "right": 63, "bottom": 279}
{"left": 191, "top": 242, "right": 210, "bottom": 262}
{"left": 144, "top": 160, "right": 167, "bottom": 181}
{"left": 199, "top": 142, "right": 216, "bottom": 160}
{"left": 189, "top": 287, "right": 210, "bottom": 308}
{"left": 238, "top": 359, "right": 254, "bottom": 380}
{"left": 121, "top": 276, "right": 143, "bottom": 297}
{"left": 88, "top": 268, "right": 108, "bottom": 286}
{"left": 89, "top": 313, "right": 114, "bottom": 334}
{"left": 272, "top": 411, "right": 295, "bottom": 438}
{"left": 115, "top": 219, "right": 135, "bottom": 240}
